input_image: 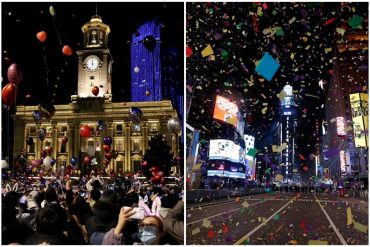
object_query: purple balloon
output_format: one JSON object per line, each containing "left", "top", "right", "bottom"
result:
{"left": 7, "top": 63, "right": 22, "bottom": 85}
{"left": 103, "top": 136, "right": 112, "bottom": 146}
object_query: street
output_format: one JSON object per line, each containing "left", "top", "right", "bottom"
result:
{"left": 186, "top": 192, "right": 368, "bottom": 245}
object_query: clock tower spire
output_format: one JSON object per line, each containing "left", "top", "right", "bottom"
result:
{"left": 75, "top": 15, "right": 112, "bottom": 99}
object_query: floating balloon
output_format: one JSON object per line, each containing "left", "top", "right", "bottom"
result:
{"left": 151, "top": 175, "right": 161, "bottom": 184}
{"left": 70, "top": 157, "right": 78, "bottom": 166}
{"left": 104, "top": 159, "right": 111, "bottom": 166}
{"left": 41, "top": 150, "right": 48, "bottom": 158}
{"left": 104, "top": 153, "right": 112, "bottom": 160}
{"left": 110, "top": 150, "right": 118, "bottom": 159}
{"left": 167, "top": 117, "right": 182, "bottom": 135}
{"left": 1, "top": 160, "right": 9, "bottom": 169}
{"left": 32, "top": 110, "right": 42, "bottom": 122}
{"left": 62, "top": 45, "right": 73, "bottom": 56}
{"left": 44, "top": 146, "right": 53, "bottom": 154}
{"left": 2, "top": 83, "right": 17, "bottom": 106}
{"left": 134, "top": 66, "right": 140, "bottom": 73}
{"left": 83, "top": 156, "right": 91, "bottom": 165}
{"left": 141, "top": 160, "right": 148, "bottom": 167}
{"left": 50, "top": 158, "right": 56, "bottom": 166}
{"left": 61, "top": 136, "right": 68, "bottom": 144}
{"left": 39, "top": 102, "right": 55, "bottom": 119}
{"left": 103, "top": 144, "right": 111, "bottom": 153}
{"left": 92, "top": 86, "right": 99, "bottom": 96}
{"left": 38, "top": 128, "right": 46, "bottom": 141}
{"left": 145, "top": 90, "right": 151, "bottom": 96}
{"left": 103, "top": 136, "right": 112, "bottom": 146}
{"left": 129, "top": 107, "right": 143, "bottom": 125}
{"left": 86, "top": 145, "right": 96, "bottom": 156}
{"left": 151, "top": 166, "right": 160, "bottom": 173}
{"left": 36, "top": 31, "right": 47, "bottom": 42}
{"left": 303, "top": 166, "right": 309, "bottom": 171}
{"left": 49, "top": 5, "right": 55, "bottom": 16}
{"left": 43, "top": 156, "right": 52, "bottom": 168}
{"left": 26, "top": 137, "right": 34, "bottom": 146}
{"left": 143, "top": 35, "right": 156, "bottom": 51}
{"left": 98, "top": 120, "right": 104, "bottom": 126}
{"left": 7, "top": 63, "right": 23, "bottom": 85}
{"left": 80, "top": 125, "right": 91, "bottom": 138}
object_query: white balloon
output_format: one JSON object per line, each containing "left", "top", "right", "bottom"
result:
{"left": 43, "top": 156, "right": 52, "bottom": 168}
{"left": 134, "top": 66, "right": 140, "bottom": 73}
{"left": 86, "top": 145, "right": 96, "bottom": 156}
{"left": 1, "top": 160, "right": 9, "bottom": 169}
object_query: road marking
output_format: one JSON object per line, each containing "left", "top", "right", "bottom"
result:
{"left": 234, "top": 196, "right": 296, "bottom": 245}
{"left": 187, "top": 199, "right": 267, "bottom": 225}
{"left": 186, "top": 196, "right": 261, "bottom": 210}
{"left": 314, "top": 195, "right": 347, "bottom": 245}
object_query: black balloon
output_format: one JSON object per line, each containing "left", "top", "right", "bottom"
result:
{"left": 143, "top": 35, "right": 156, "bottom": 51}
{"left": 39, "top": 102, "right": 55, "bottom": 119}
{"left": 38, "top": 128, "right": 46, "bottom": 141}
{"left": 26, "top": 137, "right": 34, "bottom": 145}
{"left": 129, "top": 107, "right": 143, "bottom": 125}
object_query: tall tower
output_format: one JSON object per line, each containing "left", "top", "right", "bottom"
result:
{"left": 280, "top": 85, "right": 296, "bottom": 178}
{"left": 131, "top": 20, "right": 161, "bottom": 102}
{"left": 76, "top": 15, "right": 112, "bottom": 98}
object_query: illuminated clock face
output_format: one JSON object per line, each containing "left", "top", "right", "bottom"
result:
{"left": 85, "top": 56, "right": 100, "bottom": 71}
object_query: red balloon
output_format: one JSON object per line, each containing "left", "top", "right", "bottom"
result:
{"left": 141, "top": 160, "right": 148, "bottom": 167}
{"left": 92, "top": 86, "right": 99, "bottom": 96}
{"left": 61, "top": 136, "right": 68, "bottom": 144}
{"left": 7, "top": 63, "right": 22, "bottom": 85}
{"left": 104, "top": 153, "right": 112, "bottom": 160}
{"left": 303, "top": 166, "right": 309, "bottom": 171}
{"left": 2, "top": 83, "right": 18, "bottom": 106}
{"left": 151, "top": 166, "right": 160, "bottom": 173}
{"left": 45, "top": 146, "right": 53, "bottom": 154}
{"left": 80, "top": 125, "right": 91, "bottom": 138}
{"left": 103, "top": 159, "right": 110, "bottom": 166}
{"left": 103, "top": 144, "right": 111, "bottom": 153}
{"left": 62, "top": 45, "right": 73, "bottom": 56}
{"left": 36, "top": 31, "right": 47, "bottom": 42}
{"left": 41, "top": 150, "right": 48, "bottom": 158}
{"left": 83, "top": 155, "right": 91, "bottom": 165}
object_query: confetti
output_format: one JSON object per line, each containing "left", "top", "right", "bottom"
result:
{"left": 201, "top": 44, "right": 214, "bottom": 57}
{"left": 255, "top": 52, "right": 280, "bottom": 81}
{"left": 202, "top": 219, "right": 212, "bottom": 228}
{"left": 192, "top": 227, "right": 201, "bottom": 235}
{"left": 353, "top": 221, "right": 368, "bottom": 233}
{"left": 346, "top": 207, "right": 353, "bottom": 225}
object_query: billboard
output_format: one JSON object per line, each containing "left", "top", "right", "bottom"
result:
{"left": 350, "top": 93, "right": 368, "bottom": 147}
{"left": 209, "top": 139, "right": 244, "bottom": 163}
{"left": 213, "top": 95, "right": 239, "bottom": 126}
{"left": 207, "top": 170, "right": 246, "bottom": 179}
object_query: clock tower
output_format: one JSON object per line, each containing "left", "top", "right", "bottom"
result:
{"left": 76, "top": 15, "right": 112, "bottom": 98}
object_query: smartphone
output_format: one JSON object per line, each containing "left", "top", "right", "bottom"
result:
{"left": 124, "top": 207, "right": 145, "bottom": 220}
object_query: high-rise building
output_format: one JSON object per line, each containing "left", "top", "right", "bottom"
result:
{"left": 278, "top": 85, "right": 297, "bottom": 178}
{"left": 323, "top": 25, "right": 368, "bottom": 181}
{"left": 131, "top": 21, "right": 183, "bottom": 120}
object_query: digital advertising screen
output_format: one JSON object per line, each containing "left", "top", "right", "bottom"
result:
{"left": 209, "top": 139, "right": 243, "bottom": 163}
{"left": 213, "top": 95, "right": 239, "bottom": 126}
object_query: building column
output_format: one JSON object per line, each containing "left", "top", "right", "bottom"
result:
{"left": 73, "top": 124, "right": 80, "bottom": 171}
{"left": 172, "top": 133, "right": 179, "bottom": 174}
{"left": 107, "top": 122, "right": 114, "bottom": 170}
{"left": 23, "top": 125, "right": 28, "bottom": 154}
{"left": 51, "top": 124, "right": 58, "bottom": 159}
{"left": 142, "top": 122, "right": 148, "bottom": 155}
{"left": 125, "top": 123, "right": 131, "bottom": 172}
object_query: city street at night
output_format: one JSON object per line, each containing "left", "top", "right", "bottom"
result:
{"left": 186, "top": 191, "right": 368, "bottom": 245}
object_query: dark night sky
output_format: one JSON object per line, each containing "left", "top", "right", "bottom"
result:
{"left": 2, "top": 2, "right": 184, "bottom": 105}
{"left": 186, "top": 2, "right": 368, "bottom": 159}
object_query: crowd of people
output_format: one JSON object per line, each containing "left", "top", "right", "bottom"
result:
{"left": 2, "top": 174, "right": 184, "bottom": 245}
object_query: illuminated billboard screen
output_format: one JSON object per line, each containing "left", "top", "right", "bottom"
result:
{"left": 350, "top": 93, "right": 368, "bottom": 147}
{"left": 213, "top": 95, "right": 239, "bottom": 126}
{"left": 209, "top": 139, "right": 244, "bottom": 163}
{"left": 207, "top": 170, "right": 246, "bottom": 179}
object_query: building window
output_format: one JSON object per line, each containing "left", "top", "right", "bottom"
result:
{"left": 60, "top": 140, "right": 66, "bottom": 153}
{"left": 132, "top": 124, "right": 141, "bottom": 135}
{"left": 45, "top": 140, "right": 52, "bottom": 149}
{"left": 116, "top": 124, "right": 123, "bottom": 136}
{"left": 60, "top": 126, "right": 68, "bottom": 137}
{"left": 133, "top": 160, "right": 141, "bottom": 173}
{"left": 132, "top": 140, "right": 141, "bottom": 153}
{"left": 149, "top": 123, "right": 158, "bottom": 133}
{"left": 45, "top": 127, "right": 52, "bottom": 138}
{"left": 28, "top": 141, "right": 35, "bottom": 153}
{"left": 115, "top": 140, "right": 124, "bottom": 152}
{"left": 116, "top": 161, "right": 124, "bottom": 172}
{"left": 29, "top": 126, "right": 36, "bottom": 136}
